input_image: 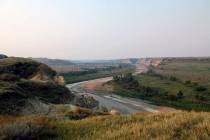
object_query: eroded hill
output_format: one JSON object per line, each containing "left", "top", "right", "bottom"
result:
{"left": 0, "top": 57, "right": 74, "bottom": 115}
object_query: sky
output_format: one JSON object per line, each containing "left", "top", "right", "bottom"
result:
{"left": 0, "top": 0, "right": 210, "bottom": 60}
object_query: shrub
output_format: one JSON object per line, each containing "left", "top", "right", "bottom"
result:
{"left": 113, "top": 73, "right": 139, "bottom": 89}
{"left": 163, "top": 91, "right": 169, "bottom": 97}
{"left": 169, "top": 76, "right": 177, "bottom": 81}
{"left": 168, "top": 94, "right": 177, "bottom": 101}
{"left": 195, "top": 86, "right": 207, "bottom": 92}
{"left": 147, "top": 69, "right": 155, "bottom": 75}
{"left": 177, "top": 90, "right": 184, "bottom": 99}
{"left": 74, "top": 106, "right": 82, "bottom": 114}
{"left": 66, "top": 107, "right": 100, "bottom": 120}
{"left": 195, "top": 94, "right": 206, "bottom": 101}
{"left": 0, "top": 74, "right": 20, "bottom": 81}
{"left": 101, "top": 106, "right": 108, "bottom": 113}
{"left": 192, "top": 82, "right": 199, "bottom": 86}
{"left": 185, "top": 80, "right": 191, "bottom": 85}
{"left": 75, "top": 95, "right": 99, "bottom": 109}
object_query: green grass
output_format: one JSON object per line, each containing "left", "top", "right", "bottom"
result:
{"left": 63, "top": 66, "right": 135, "bottom": 84}
{"left": 156, "top": 61, "right": 210, "bottom": 86}
{"left": 111, "top": 59, "right": 210, "bottom": 111}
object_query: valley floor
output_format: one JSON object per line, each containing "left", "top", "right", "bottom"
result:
{"left": 67, "top": 77, "right": 176, "bottom": 114}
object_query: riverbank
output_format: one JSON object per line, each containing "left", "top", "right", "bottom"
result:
{"left": 67, "top": 76, "right": 177, "bottom": 114}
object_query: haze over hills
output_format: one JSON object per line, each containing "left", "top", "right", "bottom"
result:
{"left": 0, "top": 0, "right": 210, "bottom": 139}
{"left": 32, "top": 57, "right": 140, "bottom": 65}
{"left": 32, "top": 57, "right": 210, "bottom": 71}
{"left": 32, "top": 57, "right": 139, "bottom": 73}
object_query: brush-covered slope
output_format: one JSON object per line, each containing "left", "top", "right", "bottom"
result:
{"left": 0, "top": 57, "right": 56, "bottom": 81}
{"left": 0, "top": 57, "right": 74, "bottom": 115}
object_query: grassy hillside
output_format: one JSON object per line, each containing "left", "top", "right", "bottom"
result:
{"left": 1, "top": 112, "right": 210, "bottom": 140}
{"left": 111, "top": 58, "right": 210, "bottom": 111}
{"left": 0, "top": 57, "right": 74, "bottom": 115}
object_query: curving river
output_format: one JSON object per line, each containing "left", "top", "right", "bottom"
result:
{"left": 67, "top": 77, "right": 162, "bottom": 114}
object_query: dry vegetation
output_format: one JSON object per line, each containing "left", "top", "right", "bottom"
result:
{"left": 1, "top": 111, "right": 209, "bottom": 140}
{"left": 0, "top": 116, "right": 48, "bottom": 140}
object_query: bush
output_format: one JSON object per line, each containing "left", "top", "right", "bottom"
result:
{"left": 0, "top": 74, "right": 20, "bottom": 81}
{"left": 169, "top": 76, "right": 177, "bottom": 81}
{"left": 113, "top": 73, "right": 139, "bottom": 89}
{"left": 195, "top": 86, "right": 207, "bottom": 92}
{"left": 147, "top": 69, "right": 155, "bottom": 75}
{"left": 168, "top": 94, "right": 177, "bottom": 101}
{"left": 75, "top": 95, "right": 99, "bottom": 109}
{"left": 177, "top": 91, "right": 184, "bottom": 99}
{"left": 101, "top": 106, "right": 108, "bottom": 112}
{"left": 185, "top": 80, "right": 191, "bottom": 85}
{"left": 195, "top": 94, "right": 206, "bottom": 101}
{"left": 192, "top": 82, "right": 199, "bottom": 86}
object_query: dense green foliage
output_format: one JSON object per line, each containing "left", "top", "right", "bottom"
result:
{"left": 63, "top": 66, "right": 135, "bottom": 84}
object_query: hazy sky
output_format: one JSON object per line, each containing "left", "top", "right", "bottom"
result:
{"left": 0, "top": 0, "right": 210, "bottom": 60}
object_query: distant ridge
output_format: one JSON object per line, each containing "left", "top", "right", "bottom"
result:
{"left": 32, "top": 58, "right": 73, "bottom": 66}
{"left": 72, "top": 58, "right": 140, "bottom": 65}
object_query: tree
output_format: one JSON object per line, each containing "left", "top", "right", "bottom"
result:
{"left": 177, "top": 90, "right": 184, "bottom": 99}
{"left": 185, "top": 80, "right": 191, "bottom": 85}
{"left": 170, "top": 76, "right": 177, "bottom": 81}
{"left": 123, "top": 73, "right": 134, "bottom": 82}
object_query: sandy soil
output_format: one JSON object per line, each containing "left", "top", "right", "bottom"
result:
{"left": 157, "top": 107, "right": 180, "bottom": 112}
{"left": 81, "top": 77, "right": 113, "bottom": 93}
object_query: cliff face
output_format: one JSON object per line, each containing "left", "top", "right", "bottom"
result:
{"left": 139, "top": 58, "right": 163, "bottom": 67}
{"left": 0, "top": 57, "right": 74, "bottom": 115}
